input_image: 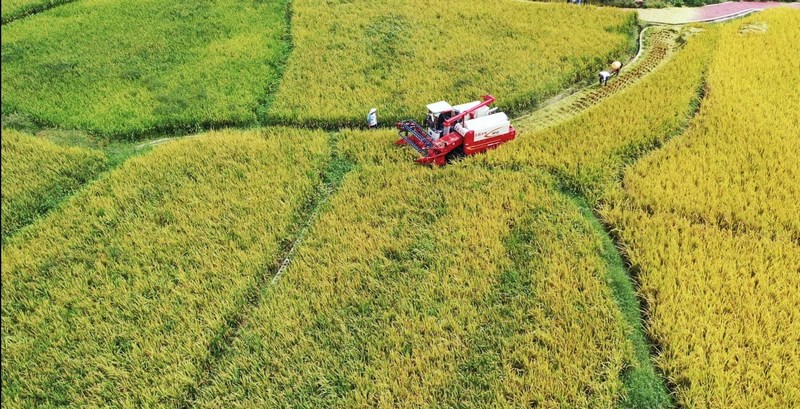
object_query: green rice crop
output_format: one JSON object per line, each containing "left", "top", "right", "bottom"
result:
{"left": 0, "top": 0, "right": 74, "bottom": 24}
{"left": 267, "top": 0, "right": 636, "bottom": 128}
{"left": 1, "top": 128, "right": 329, "bottom": 407}
{"left": 193, "top": 134, "right": 634, "bottom": 407}
{"left": 1, "top": 0, "right": 290, "bottom": 138}
{"left": 1, "top": 128, "right": 106, "bottom": 243}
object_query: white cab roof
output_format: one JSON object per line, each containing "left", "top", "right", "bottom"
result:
{"left": 452, "top": 101, "right": 481, "bottom": 112}
{"left": 426, "top": 101, "right": 453, "bottom": 114}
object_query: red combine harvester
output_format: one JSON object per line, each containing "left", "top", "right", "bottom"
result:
{"left": 395, "top": 95, "right": 516, "bottom": 166}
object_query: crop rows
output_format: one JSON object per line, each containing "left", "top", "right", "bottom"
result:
{"left": 266, "top": 0, "right": 636, "bottom": 128}
{"left": 1, "top": 128, "right": 107, "bottom": 242}
{"left": 602, "top": 10, "right": 800, "bottom": 408}
{"left": 191, "top": 131, "right": 635, "bottom": 407}
{"left": 477, "top": 25, "right": 717, "bottom": 203}
{"left": 520, "top": 26, "right": 681, "bottom": 133}
{"left": 620, "top": 14, "right": 800, "bottom": 243}
{"left": 1, "top": 128, "right": 329, "bottom": 407}
{"left": 1, "top": 0, "right": 291, "bottom": 137}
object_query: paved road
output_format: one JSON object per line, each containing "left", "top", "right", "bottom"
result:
{"left": 638, "top": 1, "right": 799, "bottom": 24}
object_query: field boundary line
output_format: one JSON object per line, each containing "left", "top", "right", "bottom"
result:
{"left": 177, "top": 133, "right": 353, "bottom": 408}
{"left": 1, "top": 0, "right": 77, "bottom": 25}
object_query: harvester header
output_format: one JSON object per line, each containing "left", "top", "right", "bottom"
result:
{"left": 395, "top": 95, "right": 516, "bottom": 166}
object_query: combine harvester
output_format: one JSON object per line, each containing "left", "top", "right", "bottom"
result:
{"left": 396, "top": 95, "right": 516, "bottom": 166}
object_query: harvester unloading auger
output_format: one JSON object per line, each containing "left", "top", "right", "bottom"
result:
{"left": 395, "top": 95, "right": 516, "bottom": 166}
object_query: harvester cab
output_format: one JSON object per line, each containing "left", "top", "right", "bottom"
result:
{"left": 396, "top": 95, "right": 516, "bottom": 166}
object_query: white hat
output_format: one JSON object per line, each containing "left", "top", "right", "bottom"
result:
{"left": 369, "top": 108, "right": 377, "bottom": 114}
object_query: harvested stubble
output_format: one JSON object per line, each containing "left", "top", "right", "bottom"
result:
{"left": 477, "top": 26, "right": 718, "bottom": 204}
{"left": 194, "top": 134, "right": 635, "bottom": 407}
{"left": 1, "top": 128, "right": 329, "bottom": 407}
{"left": 1, "top": 128, "right": 107, "bottom": 242}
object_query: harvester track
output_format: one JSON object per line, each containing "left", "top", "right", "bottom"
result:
{"left": 515, "top": 26, "right": 680, "bottom": 133}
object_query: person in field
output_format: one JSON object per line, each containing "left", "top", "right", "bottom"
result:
{"left": 599, "top": 70, "right": 612, "bottom": 86}
{"left": 367, "top": 108, "right": 378, "bottom": 128}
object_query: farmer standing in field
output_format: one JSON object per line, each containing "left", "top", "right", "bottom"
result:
{"left": 367, "top": 108, "right": 378, "bottom": 128}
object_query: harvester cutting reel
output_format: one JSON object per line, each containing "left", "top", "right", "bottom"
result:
{"left": 395, "top": 95, "right": 516, "bottom": 166}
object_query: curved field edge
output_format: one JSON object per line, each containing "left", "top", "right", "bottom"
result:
{"left": 600, "top": 10, "right": 800, "bottom": 408}
{"left": 266, "top": 0, "right": 638, "bottom": 128}
{"left": 190, "top": 136, "right": 636, "bottom": 407}
{"left": 0, "top": 0, "right": 74, "bottom": 25}
{"left": 468, "top": 24, "right": 722, "bottom": 407}
{"left": 0, "top": 128, "right": 330, "bottom": 407}
{"left": 1, "top": 128, "right": 107, "bottom": 243}
{"left": 0, "top": 0, "right": 292, "bottom": 139}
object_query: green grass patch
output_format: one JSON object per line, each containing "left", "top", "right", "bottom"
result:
{"left": 1, "top": 0, "right": 291, "bottom": 138}
{"left": 1, "top": 128, "right": 107, "bottom": 243}
{"left": 267, "top": 0, "right": 637, "bottom": 128}
{"left": 568, "top": 194, "right": 673, "bottom": 409}
{"left": 1, "top": 128, "right": 330, "bottom": 407}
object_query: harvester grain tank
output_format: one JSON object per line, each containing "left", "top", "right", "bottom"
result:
{"left": 395, "top": 95, "right": 516, "bottom": 166}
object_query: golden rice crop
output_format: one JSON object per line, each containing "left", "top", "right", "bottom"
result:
{"left": 268, "top": 0, "right": 636, "bottom": 127}
{"left": 477, "top": 26, "right": 718, "bottom": 203}
{"left": 194, "top": 134, "right": 634, "bottom": 407}
{"left": 0, "top": 128, "right": 329, "bottom": 407}
{"left": 601, "top": 207, "right": 800, "bottom": 408}
{"left": 620, "top": 10, "right": 800, "bottom": 243}
{"left": 1, "top": 128, "right": 106, "bottom": 242}
{"left": 602, "top": 10, "right": 800, "bottom": 408}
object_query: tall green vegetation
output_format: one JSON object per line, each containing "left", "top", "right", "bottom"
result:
{"left": 1, "top": 0, "right": 291, "bottom": 138}
{"left": 1, "top": 128, "right": 329, "bottom": 407}
{"left": 267, "top": 0, "right": 636, "bottom": 127}
{"left": 1, "top": 128, "right": 106, "bottom": 242}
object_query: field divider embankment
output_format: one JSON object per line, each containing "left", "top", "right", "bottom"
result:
{"left": 1, "top": 0, "right": 77, "bottom": 25}
{"left": 177, "top": 133, "right": 353, "bottom": 409}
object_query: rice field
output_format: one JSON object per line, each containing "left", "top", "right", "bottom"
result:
{"left": 478, "top": 24, "right": 717, "bottom": 203}
{"left": 1, "top": 0, "right": 291, "bottom": 137}
{"left": 192, "top": 149, "right": 635, "bottom": 407}
{"left": 1, "top": 128, "right": 106, "bottom": 242}
{"left": 1, "top": 128, "right": 329, "bottom": 407}
{"left": 1, "top": 2, "right": 798, "bottom": 408}
{"left": 266, "top": 0, "right": 637, "bottom": 128}
{"left": 0, "top": 0, "right": 74, "bottom": 23}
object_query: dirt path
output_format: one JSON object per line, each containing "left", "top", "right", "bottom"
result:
{"left": 638, "top": 1, "right": 798, "bottom": 25}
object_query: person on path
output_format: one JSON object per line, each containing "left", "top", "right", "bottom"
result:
{"left": 367, "top": 108, "right": 378, "bottom": 128}
{"left": 611, "top": 60, "right": 623, "bottom": 75}
{"left": 599, "top": 70, "right": 612, "bottom": 86}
